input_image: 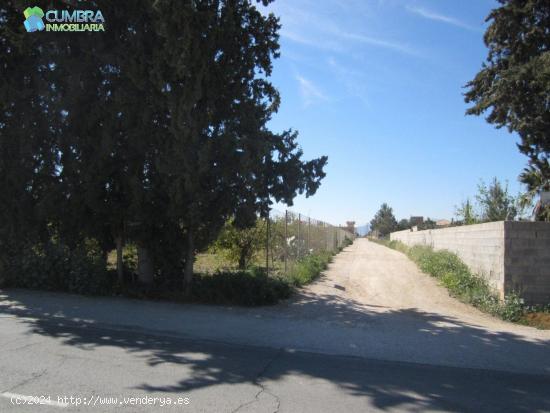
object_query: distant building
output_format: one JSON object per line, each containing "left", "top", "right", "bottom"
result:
{"left": 436, "top": 219, "right": 451, "bottom": 227}
{"left": 345, "top": 221, "right": 356, "bottom": 234}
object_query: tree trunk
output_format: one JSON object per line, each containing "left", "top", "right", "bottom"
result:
{"left": 137, "top": 245, "right": 154, "bottom": 285}
{"left": 116, "top": 236, "right": 124, "bottom": 284}
{"left": 238, "top": 251, "right": 246, "bottom": 270}
{"left": 184, "top": 230, "right": 194, "bottom": 296}
{"left": 238, "top": 243, "right": 251, "bottom": 270}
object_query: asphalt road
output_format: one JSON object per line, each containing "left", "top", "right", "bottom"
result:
{"left": 1, "top": 315, "right": 549, "bottom": 413}
{"left": 0, "top": 239, "right": 549, "bottom": 412}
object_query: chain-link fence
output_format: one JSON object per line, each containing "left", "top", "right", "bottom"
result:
{"left": 265, "top": 209, "right": 355, "bottom": 276}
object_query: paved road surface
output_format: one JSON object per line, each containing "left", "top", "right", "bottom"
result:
{"left": 0, "top": 239, "right": 549, "bottom": 412}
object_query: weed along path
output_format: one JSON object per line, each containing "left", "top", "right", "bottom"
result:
{"left": 1, "top": 238, "right": 550, "bottom": 379}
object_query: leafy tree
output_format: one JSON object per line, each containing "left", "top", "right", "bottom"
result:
{"left": 345, "top": 221, "right": 356, "bottom": 235}
{"left": 213, "top": 219, "right": 266, "bottom": 270}
{"left": 465, "top": 0, "right": 550, "bottom": 192}
{"left": 397, "top": 219, "right": 410, "bottom": 231}
{"left": 370, "top": 203, "right": 398, "bottom": 237}
{"left": 455, "top": 198, "right": 478, "bottom": 225}
{"left": 418, "top": 218, "right": 436, "bottom": 230}
{"left": 519, "top": 165, "right": 550, "bottom": 221}
{"left": 476, "top": 178, "right": 517, "bottom": 222}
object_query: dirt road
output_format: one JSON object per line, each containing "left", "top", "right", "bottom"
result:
{"left": 291, "top": 238, "right": 527, "bottom": 329}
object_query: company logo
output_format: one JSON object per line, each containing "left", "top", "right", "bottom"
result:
{"left": 23, "top": 6, "right": 105, "bottom": 32}
{"left": 23, "top": 6, "right": 45, "bottom": 32}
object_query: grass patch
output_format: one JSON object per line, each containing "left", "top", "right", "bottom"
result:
{"left": 372, "top": 238, "right": 525, "bottom": 322}
{"left": 194, "top": 252, "right": 236, "bottom": 274}
{"left": 283, "top": 252, "right": 334, "bottom": 287}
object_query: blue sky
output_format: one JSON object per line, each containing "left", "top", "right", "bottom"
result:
{"left": 266, "top": 0, "right": 527, "bottom": 227}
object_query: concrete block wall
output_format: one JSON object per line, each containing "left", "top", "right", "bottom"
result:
{"left": 390, "top": 222, "right": 506, "bottom": 297}
{"left": 504, "top": 222, "right": 550, "bottom": 304}
{"left": 390, "top": 221, "right": 550, "bottom": 304}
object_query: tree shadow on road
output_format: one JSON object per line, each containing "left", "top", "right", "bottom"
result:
{"left": 0, "top": 289, "right": 549, "bottom": 412}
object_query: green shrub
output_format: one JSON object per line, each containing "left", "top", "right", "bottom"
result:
{"left": 192, "top": 271, "right": 291, "bottom": 306}
{"left": 284, "top": 252, "right": 333, "bottom": 286}
{"left": 4, "top": 240, "right": 113, "bottom": 296}
{"left": 249, "top": 265, "right": 268, "bottom": 277}
{"left": 342, "top": 237, "right": 353, "bottom": 248}
{"left": 122, "top": 243, "right": 138, "bottom": 274}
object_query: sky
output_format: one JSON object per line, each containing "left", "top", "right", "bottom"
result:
{"left": 265, "top": 0, "right": 527, "bottom": 227}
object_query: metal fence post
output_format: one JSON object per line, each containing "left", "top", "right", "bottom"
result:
{"left": 265, "top": 211, "right": 269, "bottom": 276}
{"left": 307, "top": 217, "right": 311, "bottom": 254}
{"left": 284, "top": 210, "right": 288, "bottom": 274}
{"left": 324, "top": 222, "right": 328, "bottom": 251}
{"left": 297, "top": 213, "right": 301, "bottom": 259}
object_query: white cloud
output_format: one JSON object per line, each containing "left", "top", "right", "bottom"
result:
{"left": 333, "top": 29, "right": 418, "bottom": 56}
{"left": 327, "top": 57, "right": 369, "bottom": 105}
{"left": 406, "top": 6, "right": 481, "bottom": 32}
{"left": 280, "top": 30, "right": 344, "bottom": 53}
{"left": 296, "top": 74, "right": 328, "bottom": 107}
{"left": 275, "top": 4, "right": 419, "bottom": 57}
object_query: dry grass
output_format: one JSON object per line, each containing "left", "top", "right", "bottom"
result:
{"left": 521, "top": 312, "right": 550, "bottom": 330}
{"left": 194, "top": 253, "right": 236, "bottom": 274}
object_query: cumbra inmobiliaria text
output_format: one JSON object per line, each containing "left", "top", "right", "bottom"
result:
{"left": 45, "top": 10, "right": 105, "bottom": 32}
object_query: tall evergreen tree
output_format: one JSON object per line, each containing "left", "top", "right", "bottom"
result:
{"left": 1, "top": 0, "right": 327, "bottom": 292}
{"left": 370, "top": 203, "right": 398, "bottom": 237}
{"left": 0, "top": 0, "right": 64, "bottom": 269}
{"left": 455, "top": 198, "right": 478, "bottom": 225}
{"left": 139, "top": 0, "right": 327, "bottom": 291}
{"left": 465, "top": 0, "right": 550, "bottom": 193}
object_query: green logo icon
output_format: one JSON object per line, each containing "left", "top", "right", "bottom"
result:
{"left": 23, "top": 6, "right": 45, "bottom": 32}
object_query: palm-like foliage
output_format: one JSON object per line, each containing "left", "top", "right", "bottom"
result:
{"left": 519, "top": 160, "right": 550, "bottom": 221}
